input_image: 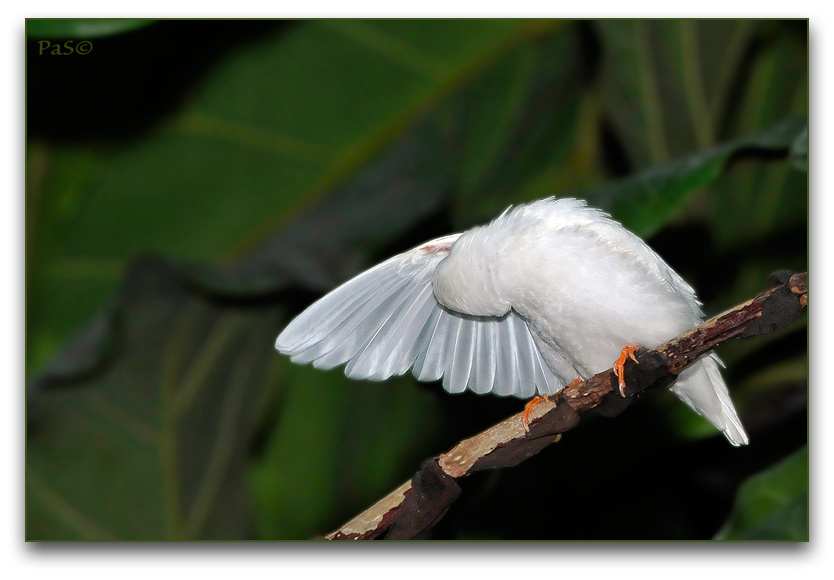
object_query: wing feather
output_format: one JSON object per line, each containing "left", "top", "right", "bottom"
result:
{"left": 345, "top": 273, "right": 438, "bottom": 379}
{"left": 492, "top": 314, "right": 521, "bottom": 396}
{"left": 284, "top": 274, "right": 407, "bottom": 362}
{"left": 469, "top": 321, "right": 497, "bottom": 395}
{"left": 412, "top": 307, "right": 446, "bottom": 382}
{"left": 510, "top": 314, "right": 537, "bottom": 399}
{"left": 360, "top": 282, "right": 438, "bottom": 379}
{"left": 446, "top": 315, "right": 475, "bottom": 394}
{"left": 275, "top": 236, "right": 571, "bottom": 398}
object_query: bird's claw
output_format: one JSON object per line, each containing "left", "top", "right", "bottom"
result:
{"left": 614, "top": 345, "right": 639, "bottom": 397}
{"left": 522, "top": 394, "right": 550, "bottom": 432}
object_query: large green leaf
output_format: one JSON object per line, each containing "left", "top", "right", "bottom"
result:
{"left": 715, "top": 446, "right": 808, "bottom": 540}
{"left": 250, "top": 366, "right": 437, "bottom": 540}
{"left": 587, "top": 116, "right": 807, "bottom": 239}
{"left": 595, "top": 20, "right": 757, "bottom": 167}
{"left": 448, "top": 23, "right": 600, "bottom": 225}
{"left": 709, "top": 32, "right": 808, "bottom": 250}
{"left": 27, "top": 259, "right": 285, "bottom": 540}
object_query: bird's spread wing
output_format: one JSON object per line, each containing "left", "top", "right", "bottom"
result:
{"left": 275, "top": 236, "right": 565, "bottom": 398}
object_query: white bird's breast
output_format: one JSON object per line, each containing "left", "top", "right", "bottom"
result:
{"left": 432, "top": 199, "right": 702, "bottom": 378}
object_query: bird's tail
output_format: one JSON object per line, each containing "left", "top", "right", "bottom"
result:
{"left": 669, "top": 354, "right": 749, "bottom": 446}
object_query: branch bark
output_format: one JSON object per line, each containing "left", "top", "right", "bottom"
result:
{"left": 323, "top": 271, "right": 808, "bottom": 540}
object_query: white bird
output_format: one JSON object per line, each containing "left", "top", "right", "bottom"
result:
{"left": 275, "top": 197, "right": 748, "bottom": 446}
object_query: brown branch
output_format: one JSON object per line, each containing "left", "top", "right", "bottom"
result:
{"left": 324, "top": 271, "right": 808, "bottom": 540}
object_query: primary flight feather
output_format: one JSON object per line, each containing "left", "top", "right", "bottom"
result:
{"left": 276, "top": 197, "right": 748, "bottom": 446}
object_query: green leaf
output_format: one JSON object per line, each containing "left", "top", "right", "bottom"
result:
{"left": 709, "top": 31, "right": 808, "bottom": 249}
{"left": 250, "top": 366, "right": 437, "bottom": 540}
{"left": 595, "top": 20, "right": 757, "bottom": 167}
{"left": 27, "top": 259, "right": 286, "bottom": 540}
{"left": 715, "top": 446, "right": 808, "bottom": 541}
{"left": 587, "top": 116, "right": 807, "bottom": 238}
{"left": 449, "top": 23, "right": 601, "bottom": 224}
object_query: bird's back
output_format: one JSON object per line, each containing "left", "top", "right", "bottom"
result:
{"left": 435, "top": 197, "right": 703, "bottom": 375}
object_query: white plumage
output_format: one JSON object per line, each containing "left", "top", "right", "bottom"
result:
{"left": 276, "top": 197, "right": 748, "bottom": 446}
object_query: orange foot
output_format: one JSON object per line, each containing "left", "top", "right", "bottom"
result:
{"left": 522, "top": 394, "right": 550, "bottom": 432}
{"left": 613, "top": 345, "right": 639, "bottom": 397}
{"left": 521, "top": 378, "right": 582, "bottom": 432}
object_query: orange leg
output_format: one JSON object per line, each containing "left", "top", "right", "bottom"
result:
{"left": 522, "top": 394, "right": 550, "bottom": 432}
{"left": 613, "top": 345, "right": 639, "bottom": 397}
{"left": 522, "top": 378, "right": 582, "bottom": 432}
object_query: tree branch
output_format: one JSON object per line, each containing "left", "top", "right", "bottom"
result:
{"left": 323, "top": 271, "right": 808, "bottom": 540}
